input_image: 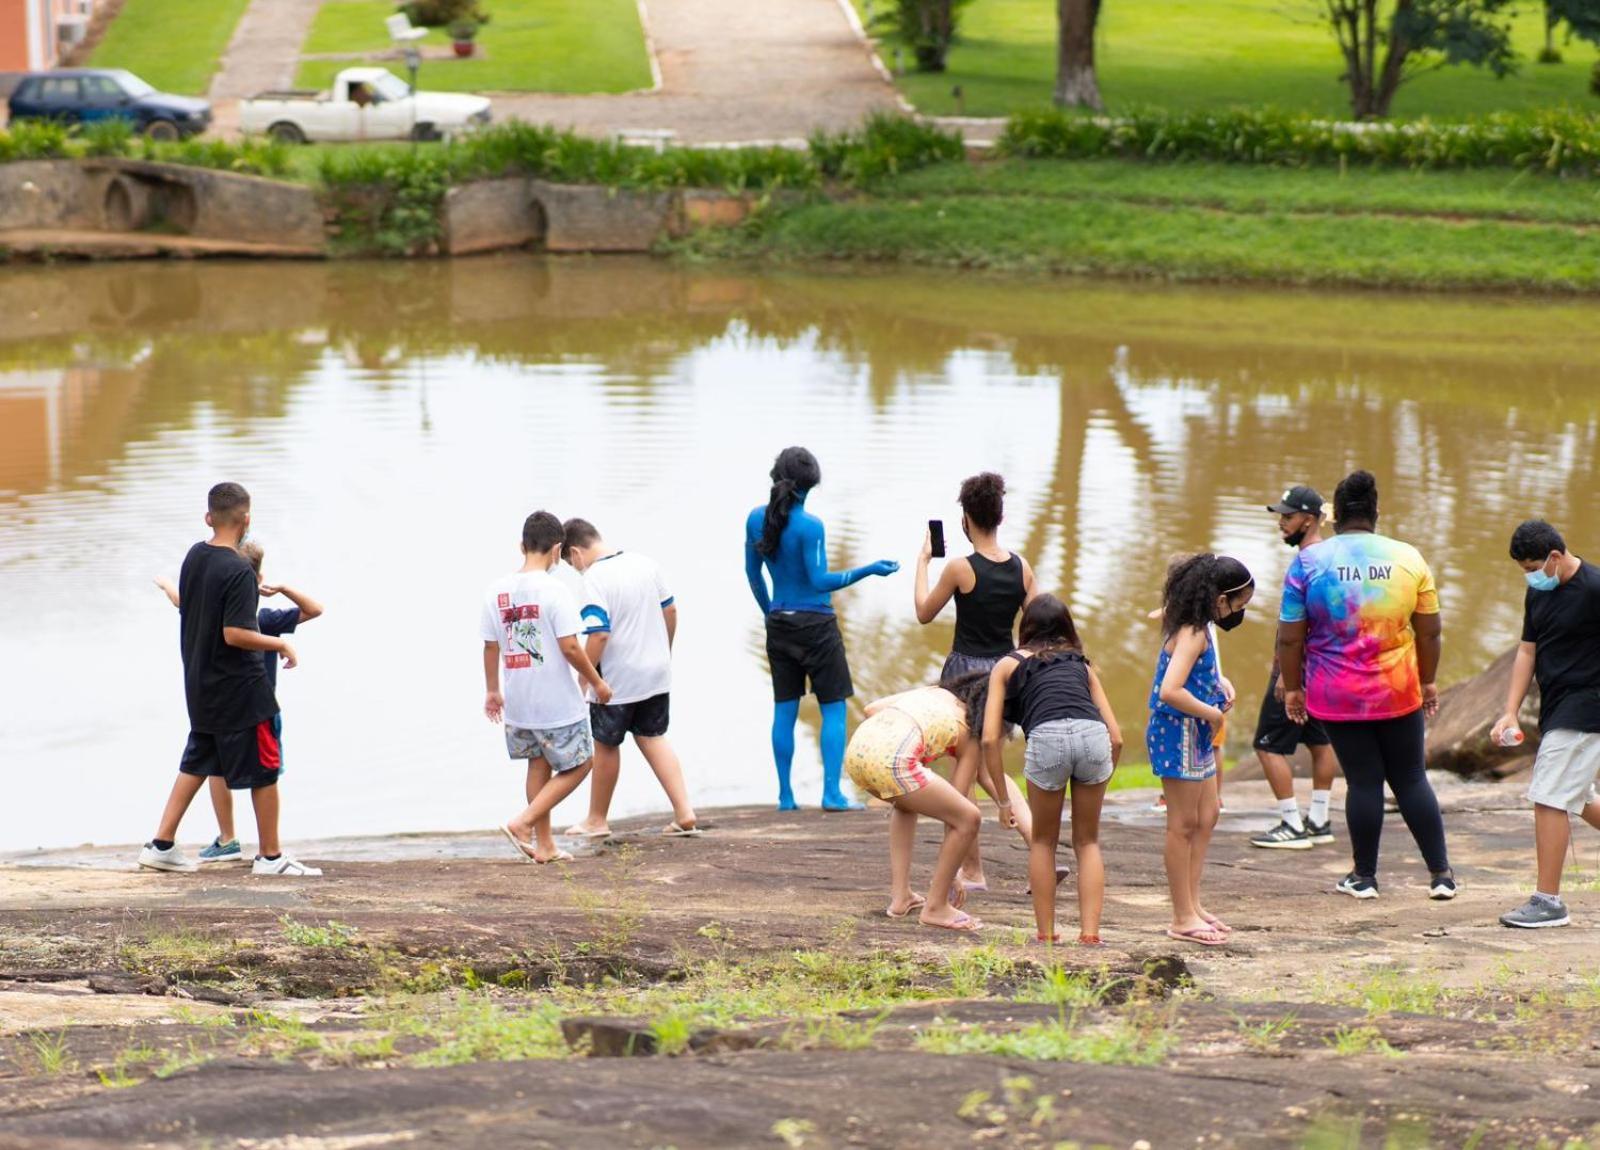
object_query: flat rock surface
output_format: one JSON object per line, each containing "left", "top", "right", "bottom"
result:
{"left": 2, "top": 782, "right": 1598, "bottom": 1148}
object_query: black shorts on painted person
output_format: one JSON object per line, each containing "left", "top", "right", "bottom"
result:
{"left": 179, "top": 716, "right": 282, "bottom": 791}
{"left": 591, "top": 693, "right": 671, "bottom": 747}
{"left": 1253, "top": 671, "right": 1331, "bottom": 756}
{"left": 765, "top": 610, "right": 854, "bottom": 704}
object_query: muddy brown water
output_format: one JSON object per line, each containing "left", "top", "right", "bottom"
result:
{"left": 2, "top": 256, "right": 1597, "bottom": 853}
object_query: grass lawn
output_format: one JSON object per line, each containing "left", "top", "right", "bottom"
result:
{"left": 294, "top": 0, "right": 652, "bottom": 93}
{"left": 678, "top": 157, "right": 1600, "bottom": 292}
{"left": 858, "top": 0, "right": 1600, "bottom": 118}
{"left": 87, "top": 0, "right": 254, "bottom": 95}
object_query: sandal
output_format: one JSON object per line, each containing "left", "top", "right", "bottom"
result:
{"left": 1026, "top": 932, "right": 1063, "bottom": 946}
{"left": 499, "top": 824, "right": 536, "bottom": 863}
{"left": 533, "top": 848, "right": 574, "bottom": 865}
{"left": 662, "top": 821, "right": 702, "bottom": 837}
{"left": 1078, "top": 935, "right": 1105, "bottom": 948}
{"left": 1165, "top": 926, "right": 1228, "bottom": 948}
{"left": 922, "top": 912, "right": 982, "bottom": 933}
{"left": 948, "top": 880, "right": 968, "bottom": 911}
{"left": 886, "top": 894, "right": 927, "bottom": 919}
{"left": 1201, "top": 913, "right": 1233, "bottom": 934}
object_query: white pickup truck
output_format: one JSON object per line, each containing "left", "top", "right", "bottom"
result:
{"left": 239, "top": 67, "right": 491, "bottom": 144}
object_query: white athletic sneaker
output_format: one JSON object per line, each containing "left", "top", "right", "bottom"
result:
{"left": 138, "top": 843, "right": 198, "bottom": 873}
{"left": 252, "top": 855, "right": 323, "bottom": 877}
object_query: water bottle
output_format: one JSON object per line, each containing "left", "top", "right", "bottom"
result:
{"left": 1497, "top": 726, "right": 1525, "bottom": 748}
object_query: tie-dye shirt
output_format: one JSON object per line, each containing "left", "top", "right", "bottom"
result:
{"left": 1279, "top": 532, "right": 1439, "bottom": 722}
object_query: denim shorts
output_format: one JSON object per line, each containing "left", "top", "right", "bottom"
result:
{"left": 1023, "top": 718, "right": 1114, "bottom": 792}
{"left": 505, "top": 717, "right": 594, "bottom": 773}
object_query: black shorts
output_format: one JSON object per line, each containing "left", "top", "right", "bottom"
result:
{"left": 1253, "top": 672, "right": 1331, "bottom": 756}
{"left": 765, "top": 611, "right": 854, "bottom": 704}
{"left": 590, "top": 693, "right": 670, "bottom": 747}
{"left": 179, "top": 716, "right": 282, "bottom": 791}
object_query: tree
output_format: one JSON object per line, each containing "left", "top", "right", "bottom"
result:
{"left": 1545, "top": 0, "right": 1600, "bottom": 47}
{"left": 1055, "top": 0, "right": 1104, "bottom": 111}
{"left": 1317, "top": 0, "right": 1517, "bottom": 119}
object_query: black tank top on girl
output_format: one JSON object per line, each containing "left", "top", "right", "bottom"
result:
{"left": 952, "top": 552, "right": 1026, "bottom": 658}
{"left": 1004, "top": 650, "right": 1101, "bottom": 736}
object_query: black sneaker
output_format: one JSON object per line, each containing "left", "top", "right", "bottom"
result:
{"left": 1337, "top": 871, "right": 1379, "bottom": 899}
{"left": 1250, "top": 820, "right": 1314, "bottom": 850}
{"left": 1428, "top": 871, "right": 1458, "bottom": 901}
{"left": 1303, "top": 818, "right": 1335, "bottom": 845}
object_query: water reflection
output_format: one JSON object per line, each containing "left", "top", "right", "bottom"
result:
{"left": 2, "top": 257, "right": 1597, "bottom": 851}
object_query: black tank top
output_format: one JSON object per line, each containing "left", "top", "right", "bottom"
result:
{"left": 1004, "top": 650, "right": 1101, "bottom": 735}
{"left": 952, "top": 552, "right": 1026, "bottom": 658}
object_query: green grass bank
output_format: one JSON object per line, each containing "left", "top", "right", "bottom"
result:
{"left": 860, "top": 0, "right": 1600, "bottom": 118}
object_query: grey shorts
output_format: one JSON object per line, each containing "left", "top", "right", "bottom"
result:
{"left": 1527, "top": 728, "right": 1600, "bottom": 814}
{"left": 1023, "top": 718, "right": 1114, "bottom": 792}
{"left": 505, "top": 717, "right": 594, "bottom": 773}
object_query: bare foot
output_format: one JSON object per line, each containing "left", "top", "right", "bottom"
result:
{"left": 1196, "top": 908, "right": 1233, "bottom": 933}
{"left": 959, "top": 868, "right": 988, "bottom": 892}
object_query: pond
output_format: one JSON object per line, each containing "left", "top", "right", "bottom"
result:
{"left": 2, "top": 256, "right": 1597, "bottom": 851}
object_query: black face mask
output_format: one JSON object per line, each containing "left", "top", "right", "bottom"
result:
{"left": 1284, "top": 528, "right": 1307, "bottom": 548}
{"left": 1216, "top": 607, "right": 1246, "bottom": 632}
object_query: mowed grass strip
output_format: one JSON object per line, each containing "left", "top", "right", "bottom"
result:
{"left": 890, "top": 159, "right": 1600, "bottom": 226}
{"left": 698, "top": 191, "right": 1600, "bottom": 291}
{"left": 294, "top": 0, "right": 652, "bottom": 94}
{"left": 861, "top": 0, "right": 1600, "bottom": 118}
{"left": 87, "top": 0, "right": 254, "bottom": 94}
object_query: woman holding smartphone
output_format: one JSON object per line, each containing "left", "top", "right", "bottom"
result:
{"left": 914, "top": 471, "right": 1038, "bottom": 887}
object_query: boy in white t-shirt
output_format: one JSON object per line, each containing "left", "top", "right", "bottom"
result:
{"left": 561, "top": 518, "right": 698, "bottom": 837}
{"left": 483, "top": 511, "right": 612, "bottom": 863}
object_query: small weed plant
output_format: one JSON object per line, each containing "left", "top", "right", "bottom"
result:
{"left": 279, "top": 916, "right": 359, "bottom": 949}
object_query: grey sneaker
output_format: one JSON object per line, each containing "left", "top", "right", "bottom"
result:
{"left": 1500, "top": 897, "right": 1569, "bottom": 929}
{"left": 198, "top": 837, "right": 241, "bottom": 863}
{"left": 1303, "top": 818, "right": 1335, "bottom": 845}
{"left": 1250, "top": 820, "right": 1313, "bottom": 850}
{"left": 137, "top": 843, "right": 198, "bottom": 873}
{"left": 1336, "top": 871, "right": 1379, "bottom": 899}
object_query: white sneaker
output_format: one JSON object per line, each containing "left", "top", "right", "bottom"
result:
{"left": 252, "top": 854, "right": 323, "bottom": 877}
{"left": 138, "top": 843, "right": 198, "bottom": 873}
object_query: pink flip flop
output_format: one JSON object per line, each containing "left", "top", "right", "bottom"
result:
{"left": 886, "top": 894, "right": 927, "bottom": 919}
{"left": 533, "top": 848, "right": 574, "bottom": 865}
{"left": 923, "top": 912, "right": 982, "bottom": 933}
{"left": 1166, "top": 926, "right": 1228, "bottom": 947}
{"left": 1201, "top": 913, "right": 1234, "bottom": 934}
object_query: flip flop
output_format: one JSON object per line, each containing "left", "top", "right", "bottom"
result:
{"left": 1078, "top": 935, "right": 1105, "bottom": 948}
{"left": 499, "top": 824, "right": 536, "bottom": 863}
{"left": 1201, "top": 913, "right": 1234, "bottom": 934}
{"left": 886, "top": 894, "right": 927, "bottom": 919}
{"left": 1166, "top": 926, "right": 1228, "bottom": 947}
{"left": 1026, "top": 932, "right": 1063, "bottom": 946}
{"left": 563, "top": 825, "right": 611, "bottom": 839}
{"left": 533, "top": 849, "right": 574, "bottom": 865}
{"left": 959, "top": 878, "right": 989, "bottom": 893}
{"left": 948, "top": 879, "right": 968, "bottom": 911}
{"left": 1024, "top": 865, "right": 1072, "bottom": 896}
{"left": 922, "top": 912, "right": 982, "bottom": 933}
{"left": 662, "top": 821, "right": 703, "bottom": 837}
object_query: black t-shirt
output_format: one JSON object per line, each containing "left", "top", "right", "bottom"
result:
{"left": 258, "top": 606, "right": 301, "bottom": 694}
{"left": 1521, "top": 558, "right": 1600, "bottom": 733}
{"left": 179, "top": 541, "right": 278, "bottom": 733}
{"left": 1002, "top": 649, "right": 1102, "bottom": 736}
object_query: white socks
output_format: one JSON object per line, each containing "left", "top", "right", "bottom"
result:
{"left": 1277, "top": 797, "right": 1305, "bottom": 833}
{"left": 1308, "top": 790, "right": 1332, "bottom": 827}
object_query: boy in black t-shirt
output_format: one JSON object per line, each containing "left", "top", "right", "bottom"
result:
{"left": 155, "top": 539, "right": 324, "bottom": 863}
{"left": 138, "top": 483, "right": 322, "bottom": 877}
{"left": 1493, "top": 520, "right": 1600, "bottom": 929}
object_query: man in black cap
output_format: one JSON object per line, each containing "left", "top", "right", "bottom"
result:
{"left": 1250, "top": 485, "right": 1341, "bottom": 849}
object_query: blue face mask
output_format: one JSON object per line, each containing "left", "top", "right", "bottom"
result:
{"left": 1526, "top": 561, "right": 1560, "bottom": 592}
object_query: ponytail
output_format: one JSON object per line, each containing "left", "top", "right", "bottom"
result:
{"left": 757, "top": 447, "right": 822, "bottom": 558}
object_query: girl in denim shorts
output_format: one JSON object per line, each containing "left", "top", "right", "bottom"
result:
{"left": 982, "top": 594, "right": 1123, "bottom": 946}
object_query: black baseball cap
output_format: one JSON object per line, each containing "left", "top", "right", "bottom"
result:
{"left": 1266, "top": 485, "right": 1324, "bottom": 517}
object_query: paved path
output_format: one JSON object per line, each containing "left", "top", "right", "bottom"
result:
{"left": 209, "top": 0, "right": 324, "bottom": 102}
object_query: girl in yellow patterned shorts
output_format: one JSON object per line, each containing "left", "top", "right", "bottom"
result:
{"left": 847, "top": 674, "right": 988, "bottom": 932}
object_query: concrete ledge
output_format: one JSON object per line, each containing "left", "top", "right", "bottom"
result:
{"left": 531, "top": 180, "right": 674, "bottom": 253}
{"left": 442, "top": 178, "right": 544, "bottom": 255}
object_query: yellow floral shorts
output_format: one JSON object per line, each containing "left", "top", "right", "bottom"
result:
{"left": 845, "top": 711, "right": 931, "bottom": 801}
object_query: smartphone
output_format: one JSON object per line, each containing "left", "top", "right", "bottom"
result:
{"left": 928, "top": 519, "right": 946, "bottom": 559}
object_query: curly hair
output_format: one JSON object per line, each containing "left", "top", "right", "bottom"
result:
{"left": 958, "top": 472, "right": 1006, "bottom": 533}
{"left": 941, "top": 670, "right": 993, "bottom": 732}
{"left": 757, "top": 447, "right": 822, "bottom": 559}
{"left": 1334, "top": 470, "right": 1379, "bottom": 529}
{"left": 1160, "top": 553, "right": 1254, "bottom": 636}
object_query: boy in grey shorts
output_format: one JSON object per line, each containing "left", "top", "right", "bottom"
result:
{"left": 482, "top": 511, "right": 611, "bottom": 864}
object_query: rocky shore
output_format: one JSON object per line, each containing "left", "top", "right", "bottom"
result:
{"left": 2, "top": 782, "right": 1598, "bottom": 1149}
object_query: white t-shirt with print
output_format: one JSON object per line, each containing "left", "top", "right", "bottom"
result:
{"left": 479, "top": 568, "right": 586, "bottom": 730}
{"left": 579, "top": 551, "right": 674, "bottom": 705}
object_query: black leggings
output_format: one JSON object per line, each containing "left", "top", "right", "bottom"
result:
{"left": 1323, "top": 709, "right": 1449, "bottom": 879}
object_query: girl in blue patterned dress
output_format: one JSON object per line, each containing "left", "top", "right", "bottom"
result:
{"left": 1148, "top": 554, "right": 1254, "bottom": 947}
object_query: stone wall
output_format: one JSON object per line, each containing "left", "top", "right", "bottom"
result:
{"left": 442, "top": 178, "right": 544, "bottom": 255}
{"left": 0, "top": 161, "right": 95, "bottom": 230}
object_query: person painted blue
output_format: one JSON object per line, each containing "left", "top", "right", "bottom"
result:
{"left": 745, "top": 447, "right": 900, "bottom": 810}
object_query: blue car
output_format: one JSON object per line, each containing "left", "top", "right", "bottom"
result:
{"left": 7, "top": 69, "right": 212, "bottom": 141}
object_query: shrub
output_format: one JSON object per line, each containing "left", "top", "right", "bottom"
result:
{"left": 401, "top": 0, "right": 487, "bottom": 27}
{"left": 319, "top": 148, "right": 449, "bottom": 255}
{"left": 869, "top": 0, "right": 974, "bottom": 73}
{"left": 0, "top": 120, "right": 72, "bottom": 162}
{"left": 81, "top": 118, "right": 134, "bottom": 157}
{"left": 996, "top": 106, "right": 1600, "bottom": 177}
{"left": 810, "top": 112, "right": 964, "bottom": 183}
{"left": 1592, "top": 59, "right": 1600, "bottom": 99}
